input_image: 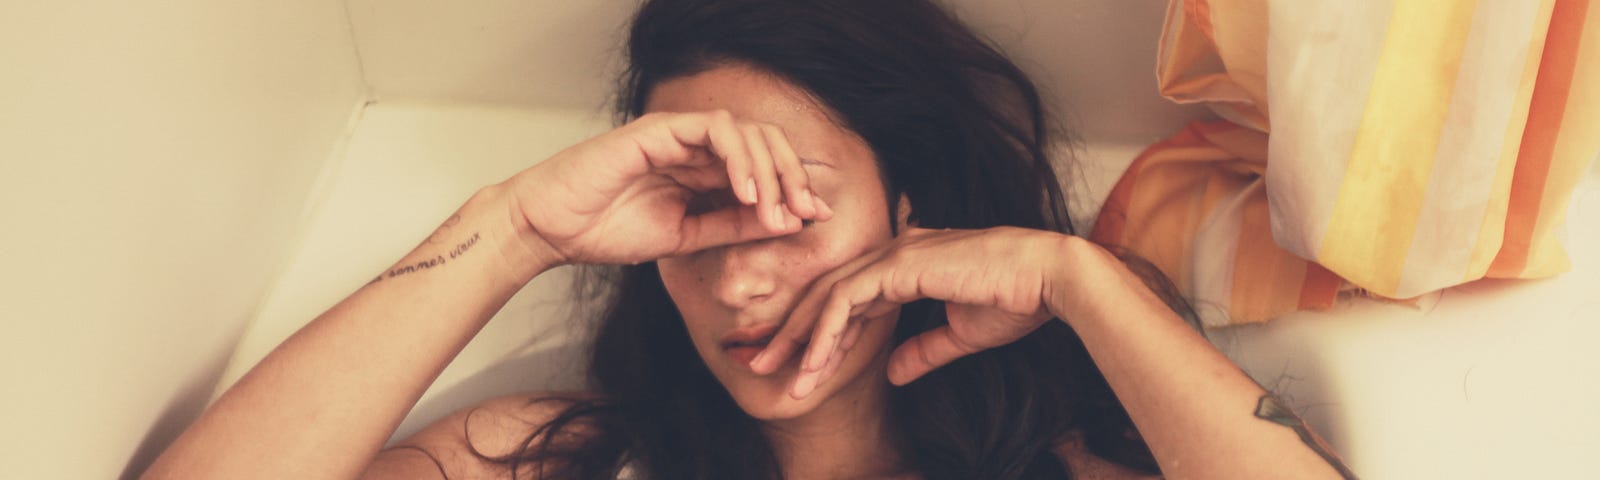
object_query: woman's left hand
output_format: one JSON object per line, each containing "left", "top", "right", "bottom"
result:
{"left": 748, "top": 226, "right": 1080, "bottom": 398}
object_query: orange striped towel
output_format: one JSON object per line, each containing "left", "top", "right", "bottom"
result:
{"left": 1092, "top": 0, "right": 1600, "bottom": 325}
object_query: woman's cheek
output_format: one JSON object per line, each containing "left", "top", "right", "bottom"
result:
{"left": 783, "top": 228, "right": 858, "bottom": 282}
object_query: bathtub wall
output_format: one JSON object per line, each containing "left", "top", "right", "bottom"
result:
{"left": 210, "top": 0, "right": 1211, "bottom": 448}
{"left": 0, "top": 1, "right": 367, "bottom": 478}
{"left": 1, "top": 0, "right": 1216, "bottom": 478}
{"left": 341, "top": 0, "right": 1201, "bottom": 145}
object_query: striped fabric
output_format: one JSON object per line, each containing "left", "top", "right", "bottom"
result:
{"left": 1092, "top": 0, "right": 1599, "bottom": 324}
{"left": 1094, "top": 122, "right": 1343, "bottom": 326}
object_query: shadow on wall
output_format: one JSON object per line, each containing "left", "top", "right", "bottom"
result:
{"left": 119, "top": 339, "right": 241, "bottom": 480}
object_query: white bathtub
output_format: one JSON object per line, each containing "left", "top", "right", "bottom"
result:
{"left": 4, "top": 1, "right": 1594, "bottom": 478}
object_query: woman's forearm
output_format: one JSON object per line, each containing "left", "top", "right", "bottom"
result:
{"left": 143, "top": 184, "right": 556, "bottom": 480}
{"left": 1048, "top": 237, "right": 1353, "bottom": 479}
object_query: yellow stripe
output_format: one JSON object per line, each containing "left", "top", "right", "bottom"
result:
{"left": 1317, "top": 0, "right": 1479, "bottom": 297}
{"left": 1464, "top": 0, "right": 1557, "bottom": 281}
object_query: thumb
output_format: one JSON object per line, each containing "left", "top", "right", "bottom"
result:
{"left": 886, "top": 324, "right": 980, "bottom": 386}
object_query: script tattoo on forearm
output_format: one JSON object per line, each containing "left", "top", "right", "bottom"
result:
{"left": 1254, "top": 394, "right": 1359, "bottom": 479}
{"left": 367, "top": 214, "right": 482, "bottom": 285}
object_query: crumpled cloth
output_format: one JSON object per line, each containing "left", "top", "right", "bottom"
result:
{"left": 1091, "top": 0, "right": 1600, "bottom": 325}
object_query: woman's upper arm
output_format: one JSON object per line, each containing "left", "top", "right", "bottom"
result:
{"left": 363, "top": 446, "right": 449, "bottom": 480}
{"left": 1053, "top": 437, "right": 1164, "bottom": 480}
{"left": 362, "top": 392, "right": 586, "bottom": 480}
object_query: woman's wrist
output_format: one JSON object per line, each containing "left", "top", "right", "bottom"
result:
{"left": 1043, "top": 234, "right": 1161, "bottom": 329}
{"left": 472, "top": 182, "right": 563, "bottom": 285}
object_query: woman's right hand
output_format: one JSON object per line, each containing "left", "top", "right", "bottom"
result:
{"left": 501, "top": 110, "right": 833, "bottom": 268}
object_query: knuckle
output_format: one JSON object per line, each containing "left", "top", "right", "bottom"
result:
{"left": 885, "top": 245, "right": 917, "bottom": 263}
{"left": 825, "top": 281, "right": 849, "bottom": 304}
{"left": 634, "top": 112, "right": 664, "bottom": 124}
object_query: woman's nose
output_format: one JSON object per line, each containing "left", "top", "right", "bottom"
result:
{"left": 709, "top": 242, "right": 781, "bottom": 309}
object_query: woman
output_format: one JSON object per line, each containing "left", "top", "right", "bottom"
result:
{"left": 146, "top": 0, "right": 1353, "bottom": 479}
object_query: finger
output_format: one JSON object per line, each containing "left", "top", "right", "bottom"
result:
{"left": 749, "top": 274, "right": 832, "bottom": 374}
{"left": 762, "top": 125, "right": 822, "bottom": 220}
{"left": 791, "top": 339, "right": 846, "bottom": 399}
{"left": 801, "top": 291, "right": 857, "bottom": 372}
{"left": 742, "top": 124, "right": 788, "bottom": 231}
{"left": 687, "top": 110, "right": 758, "bottom": 206}
{"left": 643, "top": 111, "right": 728, "bottom": 169}
{"left": 626, "top": 123, "right": 696, "bottom": 176}
{"left": 794, "top": 245, "right": 929, "bottom": 373}
{"left": 800, "top": 269, "right": 896, "bottom": 372}
{"left": 886, "top": 325, "right": 980, "bottom": 386}
{"left": 657, "top": 152, "right": 730, "bottom": 191}
{"left": 837, "top": 316, "right": 866, "bottom": 352}
{"left": 674, "top": 203, "right": 792, "bottom": 254}
{"left": 804, "top": 317, "right": 866, "bottom": 393}
{"left": 749, "top": 297, "right": 815, "bottom": 375}
{"left": 750, "top": 248, "right": 888, "bottom": 374}
{"left": 815, "top": 331, "right": 850, "bottom": 382}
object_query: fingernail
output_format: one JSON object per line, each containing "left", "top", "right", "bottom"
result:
{"left": 816, "top": 196, "right": 834, "bottom": 219}
{"left": 744, "top": 178, "right": 758, "bottom": 204}
{"left": 889, "top": 370, "right": 907, "bottom": 387}
{"left": 748, "top": 349, "right": 767, "bottom": 370}
{"left": 785, "top": 208, "right": 801, "bottom": 230}
{"left": 802, "top": 189, "right": 818, "bottom": 214}
{"left": 792, "top": 372, "right": 818, "bottom": 399}
{"left": 771, "top": 203, "right": 786, "bottom": 230}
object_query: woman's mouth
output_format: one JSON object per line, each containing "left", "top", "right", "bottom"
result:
{"left": 720, "top": 324, "right": 779, "bottom": 366}
{"left": 723, "top": 339, "right": 770, "bottom": 365}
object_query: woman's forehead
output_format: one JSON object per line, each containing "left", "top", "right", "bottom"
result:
{"left": 643, "top": 65, "right": 872, "bottom": 171}
{"left": 644, "top": 65, "right": 817, "bottom": 123}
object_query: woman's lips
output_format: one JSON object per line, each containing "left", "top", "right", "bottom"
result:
{"left": 720, "top": 324, "right": 779, "bottom": 366}
{"left": 725, "top": 343, "right": 767, "bottom": 365}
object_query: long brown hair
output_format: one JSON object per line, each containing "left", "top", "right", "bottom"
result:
{"left": 471, "top": 0, "right": 1198, "bottom": 478}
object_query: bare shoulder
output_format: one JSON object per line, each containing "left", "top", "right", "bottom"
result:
{"left": 361, "top": 392, "right": 602, "bottom": 480}
{"left": 1053, "top": 432, "right": 1164, "bottom": 480}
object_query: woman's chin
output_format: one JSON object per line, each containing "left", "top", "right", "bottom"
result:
{"left": 702, "top": 336, "right": 895, "bottom": 421}
{"left": 721, "top": 359, "right": 891, "bottom": 422}
{"left": 724, "top": 369, "right": 826, "bottom": 420}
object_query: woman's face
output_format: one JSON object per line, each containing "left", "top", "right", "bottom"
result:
{"left": 649, "top": 64, "right": 902, "bottom": 420}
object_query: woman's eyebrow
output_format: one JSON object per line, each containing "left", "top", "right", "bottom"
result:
{"left": 799, "top": 156, "right": 837, "bottom": 169}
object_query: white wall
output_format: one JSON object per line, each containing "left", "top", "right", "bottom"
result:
{"left": 0, "top": 1, "right": 366, "bottom": 478}
{"left": 212, "top": 101, "right": 613, "bottom": 444}
{"left": 345, "top": 0, "right": 638, "bottom": 113}
{"left": 343, "top": 0, "right": 1207, "bottom": 146}
{"left": 336, "top": 0, "right": 1207, "bottom": 234}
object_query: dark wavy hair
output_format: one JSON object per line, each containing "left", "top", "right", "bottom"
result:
{"left": 469, "top": 0, "right": 1199, "bottom": 478}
